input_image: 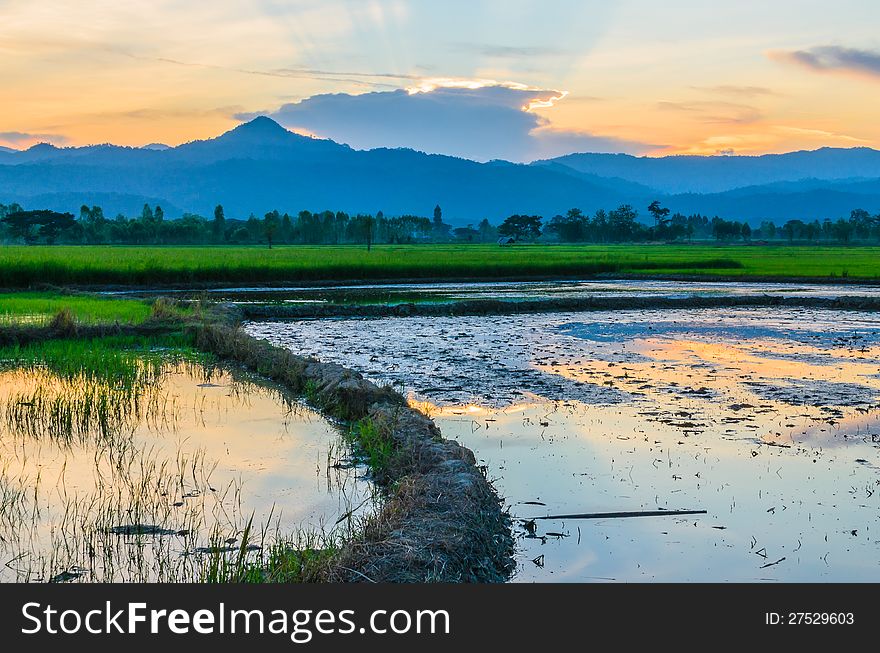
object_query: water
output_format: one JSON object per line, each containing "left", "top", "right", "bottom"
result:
{"left": 0, "top": 363, "right": 374, "bottom": 582}
{"left": 247, "top": 307, "right": 880, "bottom": 582}
{"left": 108, "top": 279, "right": 880, "bottom": 305}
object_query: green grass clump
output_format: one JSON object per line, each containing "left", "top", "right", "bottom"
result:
{"left": 0, "top": 291, "right": 165, "bottom": 326}
{"left": 347, "top": 418, "right": 395, "bottom": 475}
{"left": 0, "top": 335, "right": 207, "bottom": 444}
{"left": 198, "top": 517, "right": 338, "bottom": 583}
{"left": 0, "top": 334, "right": 203, "bottom": 386}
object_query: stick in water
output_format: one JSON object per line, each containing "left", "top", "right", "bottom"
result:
{"left": 532, "top": 509, "right": 707, "bottom": 520}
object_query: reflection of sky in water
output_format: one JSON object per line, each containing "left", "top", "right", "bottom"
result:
{"left": 111, "top": 279, "right": 880, "bottom": 306}
{"left": 0, "top": 365, "right": 372, "bottom": 582}
{"left": 558, "top": 319, "right": 880, "bottom": 345}
{"left": 251, "top": 307, "right": 880, "bottom": 581}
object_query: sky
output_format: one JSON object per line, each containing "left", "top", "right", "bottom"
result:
{"left": 2, "top": 0, "right": 880, "bottom": 160}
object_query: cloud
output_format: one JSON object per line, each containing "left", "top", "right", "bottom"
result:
{"left": 769, "top": 45, "right": 880, "bottom": 77}
{"left": 241, "top": 82, "right": 655, "bottom": 162}
{"left": 125, "top": 53, "right": 417, "bottom": 89}
{"left": 691, "top": 85, "right": 778, "bottom": 98}
{"left": 456, "top": 43, "right": 569, "bottom": 58}
{"left": 657, "top": 100, "right": 762, "bottom": 125}
{"left": 0, "top": 131, "right": 69, "bottom": 147}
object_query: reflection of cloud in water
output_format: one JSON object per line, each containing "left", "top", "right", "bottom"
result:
{"left": 558, "top": 318, "right": 880, "bottom": 348}
{"left": 251, "top": 306, "right": 880, "bottom": 582}
{"left": 744, "top": 378, "right": 878, "bottom": 407}
{"left": 0, "top": 364, "right": 373, "bottom": 582}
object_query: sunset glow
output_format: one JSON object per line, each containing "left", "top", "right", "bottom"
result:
{"left": 2, "top": 1, "right": 880, "bottom": 158}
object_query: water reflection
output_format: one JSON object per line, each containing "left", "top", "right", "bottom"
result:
{"left": 250, "top": 307, "right": 880, "bottom": 581}
{"left": 110, "top": 279, "right": 880, "bottom": 306}
{"left": 0, "top": 364, "right": 373, "bottom": 582}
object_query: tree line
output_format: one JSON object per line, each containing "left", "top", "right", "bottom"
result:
{"left": 1, "top": 200, "right": 880, "bottom": 246}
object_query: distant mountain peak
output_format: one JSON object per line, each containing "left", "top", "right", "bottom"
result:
{"left": 227, "top": 116, "right": 290, "bottom": 139}
{"left": 142, "top": 142, "right": 170, "bottom": 151}
{"left": 26, "top": 142, "right": 60, "bottom": 153}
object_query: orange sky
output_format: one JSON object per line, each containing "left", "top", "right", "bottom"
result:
{"left": 2, "top": 1, "right": 880, "bottom": 158}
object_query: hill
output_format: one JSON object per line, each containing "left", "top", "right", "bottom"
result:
{"left": 2, "top": 117, "right": 879, "bottom": 223}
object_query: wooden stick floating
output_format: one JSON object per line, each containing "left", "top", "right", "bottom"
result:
{"left": 532, "top": 509, "right": 707, "bottom": 520}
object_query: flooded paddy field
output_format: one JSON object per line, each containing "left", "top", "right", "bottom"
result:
{"left": 110, "top": 279, "right": 880, "bottom": 307}
{"left": 0, "top": 346, "right": 374, "bottom": 583}
{"left": 248, "top": 307, "right": 880, "bottom": 582}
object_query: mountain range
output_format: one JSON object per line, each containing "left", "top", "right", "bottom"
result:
{"left": 1, "top": 116, "right": 879, "bottom": 225}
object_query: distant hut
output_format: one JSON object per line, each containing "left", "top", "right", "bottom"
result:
{"left": 497, "top": 236, "right": 515, "bottom": 247}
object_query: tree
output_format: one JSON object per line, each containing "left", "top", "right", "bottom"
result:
{"left": 38, "top": 211, "right": 77, "bottom": 244}
{"left": 1, "top": 210, "right": 76, "bottom": 244}
{"left": 246, "top": 213, "right": 262, "bottom": 241}
{"left": 647, "top": 200, "right": 670, "bottom": 227}
{"left": 498, "top": 214, "right": 542, "bottom": 241}
{"left": 758, "top": 221, "right": 776, "bottom": 240}
{"left": 263, "top": 210, "right": 280, "bottom": 248}
{"left": 280, "top": 213, "right": 293, "bottom": 243}
{"left": 608, "top": 204, "right": 639, "bottom": 241}
{"left": 154, "top": 205, "right": 164, "bottom": 222}
{"left": 367, "top": 212, "right": 378, "bottom": 250}
{"left": 212, "top": 204, "right": 226, "bottom": 242}
{"left": 477, "top": 218, "right": 495, "bottom": 242}
{"left": 833, "top": 218, "right": 854, "bottom": 244}
{"left": 350, "top": 214, "right": 374, "bottom": 249}
{"left": 452, "top": 224, "right": 479, "bottom": 241}
{"left": 741, "top": 223, "right": 752, "bottom": 241}
{"left": 141, "top": 204, "right": 154, "bottom": 222}
{"left": 1, "top": 211, "right": 37, "bottom": 242}
{"left": 547, "top": 208, "right": 587, "bottom": 242}
{"left": 80, "top": 204, "right": 107, "bottom": 244}
{"left": 431, "top": 204, "right": 450, "bottom": 241}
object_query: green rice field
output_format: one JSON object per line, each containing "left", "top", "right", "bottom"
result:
{"left": 0, "top": 244, "right": 879, "bottom": 287}
{"left": 0, "top": 292, "right": 157, "bottom": 325}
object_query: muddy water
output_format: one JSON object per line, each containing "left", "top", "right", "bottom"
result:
{"left": 248, "top": 308, "right": 880, "bottom": 582}
{"left": 0, "top": 364, "right": 374, "bottom": 582}
{"left": 110, "top": 279, "right": 880, "bottom": 305}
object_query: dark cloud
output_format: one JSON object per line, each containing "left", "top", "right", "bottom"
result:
{"left": 240, "top": 85, "right": 655, "bottom": 162}
{"left": 770, "top": 45, "right": 880, "bottom": 77}
{"left": 0, "top": 131, "right": 69, "bottom": 146}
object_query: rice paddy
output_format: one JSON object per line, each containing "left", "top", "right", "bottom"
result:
{"left": 2, "top": 244, "right": 880, "bottom": 288}
{"left": 0, "top": 291, "right": 163, "bottom": 326}
{"left": 0, "top": 336, "right": 377, "bottom": 583}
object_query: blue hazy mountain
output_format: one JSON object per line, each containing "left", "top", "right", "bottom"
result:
{"left": 0, "top": 117, "right": 649, "bottom": 220}
{"left": 1, "top": 116, "right": 879, "bottom": 223}
{"left": 541, "top": 148, "right": 880, "bottom": 194}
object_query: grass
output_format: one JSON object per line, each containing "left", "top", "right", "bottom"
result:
{"left": 3, "top": 244, "right": 880, "bottom": 287}
{"left": 0, "top": 333, "right": 203, "bottom": 384}
{"left": 0, "top": 335, "right": 206, "bottom": 444}
{"left": 0, "top": 336, "right": 372, "bottom": 583}
{"left": 0, "top": 291, "right": 170, "bottom": 325}
{"left": 346, "top": 418, "right": 396, "bottom": 478}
